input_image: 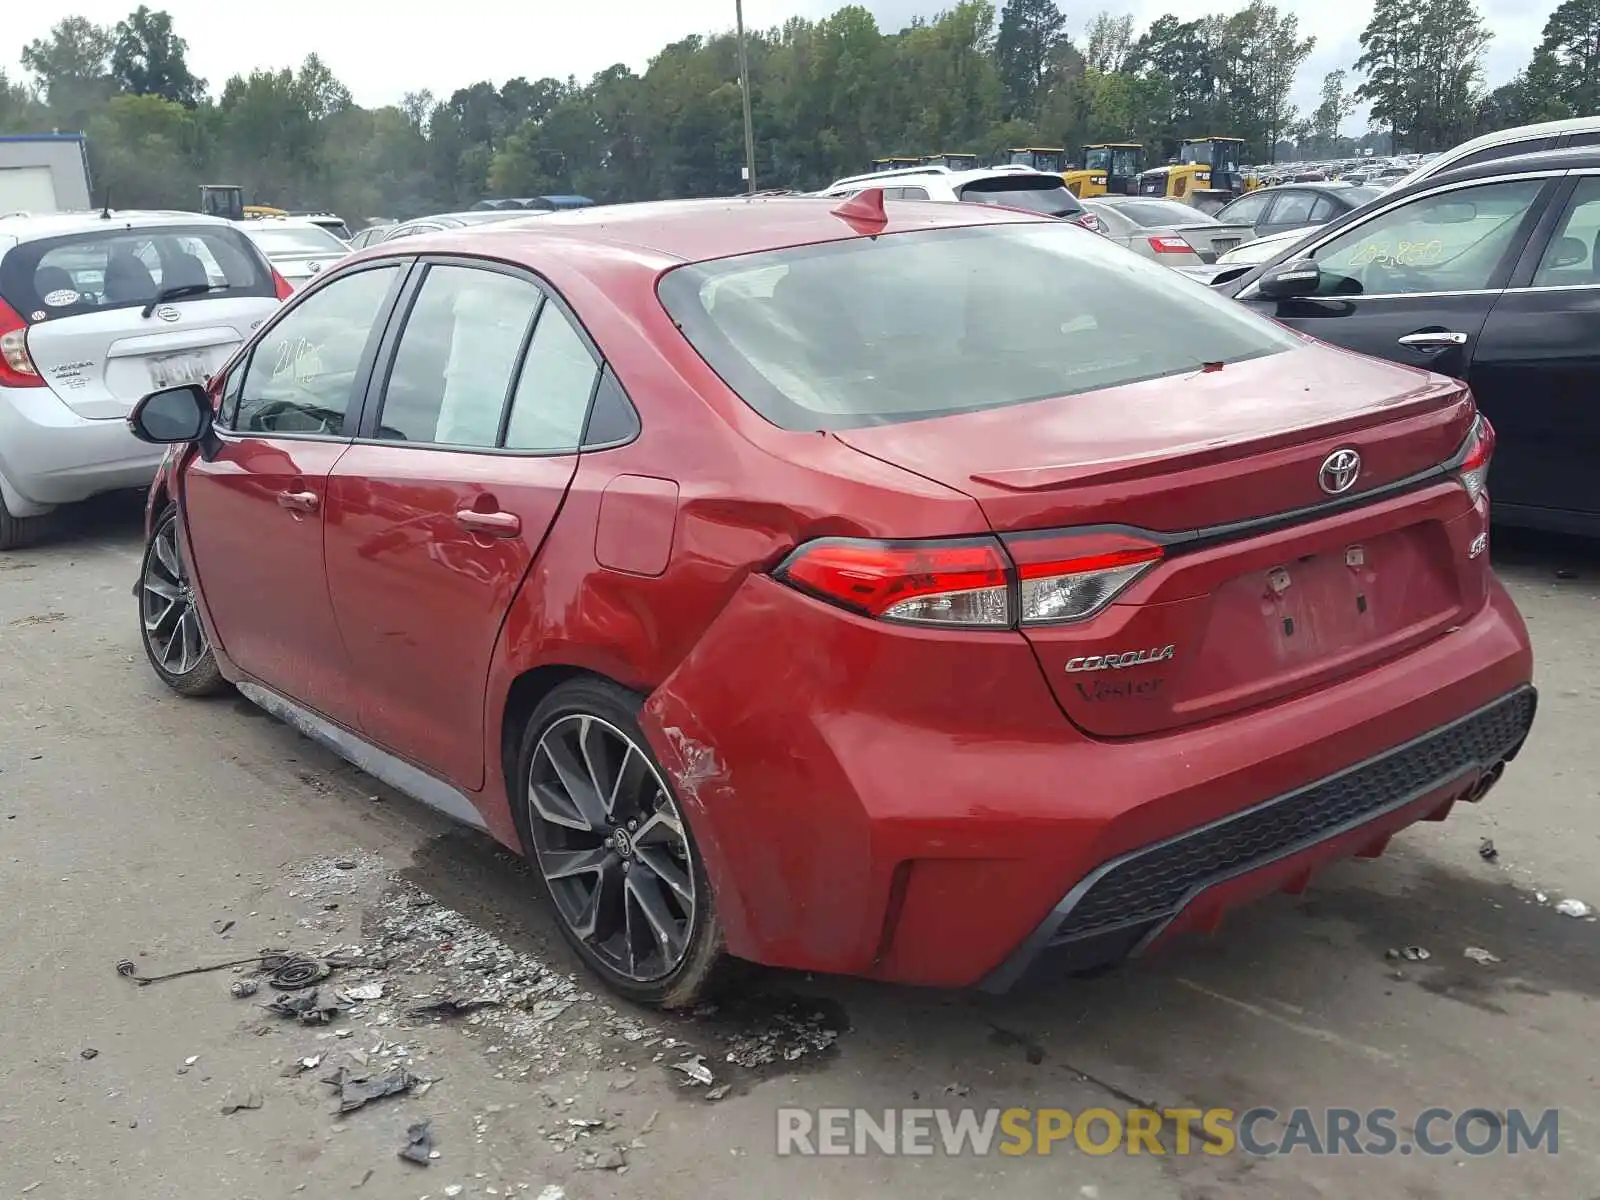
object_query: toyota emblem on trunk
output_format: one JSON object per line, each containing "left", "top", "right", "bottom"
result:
{"left": 155, "top": 304, "right": 180, "bottom": 323}
{"left": 1319, "top": 448, "right": 1362, "bottom": 495}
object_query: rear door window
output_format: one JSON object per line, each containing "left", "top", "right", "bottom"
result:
{"left": 375, "top": 264, "right": 544, "bottom": 447}
{"left": 1531, "top": 176, "right": 1600, "bottom": 287}
{"left": 1309, "top": 195, "right": 1342, "bottom": 222}
{"left": 502, "top": 302, "right": 600, "bottom": 452}
{"left": 0, "top": 225, "right": 272, "bottom": 322}
{"left": 1218, "top": 191, "right": 1271, "bottom": 224}
{"left": 1267, "top": 191, "right": 1317, "bottom": 226}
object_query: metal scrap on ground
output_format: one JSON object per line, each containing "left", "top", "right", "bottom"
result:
{"left": 325, "top": 1064, "right": 426, "bottom": 1113}
{"left": 398, "top": 1119, "right": 435, "bottom": 1165}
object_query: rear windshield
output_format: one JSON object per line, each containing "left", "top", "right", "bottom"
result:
{"left": 658, "top": 222, "right": 1301, "bottom": 430}
{"left": 1341, "top": 186, "right": 1383, "bottom": 207}
{"left": 0, "top": 224, "right": 272, "bottom": 323}
{"left": 957, "top": 177, "right": 1084, "bottom": 217}
{"left": 1111, "top": 200, "right": 1217, "bottom": 227}
{"left": 247, "top": 225, "right": 350, "bottom": 255}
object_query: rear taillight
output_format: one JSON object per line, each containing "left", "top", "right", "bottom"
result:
{"left": 775, "top": 537, "right": 1012, "bottom": 627}
{"left": 1002, "top": 530, "right": 1164, "bottom": 624}
{"left": 1452, "top": 414, "right": 1495, "bottom": 504}
{"left": 773, "top": 530, "right": 1164, "bottom": 629}
{"left": 0, "top": 299, "right": 44, "bottom": 388}
{"left": 1072, "top": 211, "right": 1105, "bottom": 234}
{"left": 271, "top": 268, "right": 294, "bottom": 300}
{"left": 1146, "top": 235, "right": 1193, "bottom": 255}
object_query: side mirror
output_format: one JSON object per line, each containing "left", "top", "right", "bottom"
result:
{"left": 129, "top": 383, "right": 212, "bottom": 444}
{"left": 1258, "top": 259, "right": 1322, "bottom": 299}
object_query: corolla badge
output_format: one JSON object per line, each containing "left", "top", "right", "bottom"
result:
{"left": 1065, "top": 645, "right": 1175, "bottom": 673}
{"left": 155, "top": 304, "right": 181, "bottom": 323}
{"left": 1318, "top": 448, "right": 1362, "bottom": 495}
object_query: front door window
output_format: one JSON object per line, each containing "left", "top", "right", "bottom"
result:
{"left": 1306, "top": 180, "right": 1546, "bottom": 297}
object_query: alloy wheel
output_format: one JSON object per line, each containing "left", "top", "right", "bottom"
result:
{"left": 527, "top": 714, "right": 697, "bottom": 982}
{"left": 141, "top": 518, "right": 209, "bottom": 676}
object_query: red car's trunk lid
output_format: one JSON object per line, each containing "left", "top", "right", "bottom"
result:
{"left": 834, "top": 344, "right": 1486, "bottom": 737}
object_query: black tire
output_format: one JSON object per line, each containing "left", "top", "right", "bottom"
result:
{"left": 138, "top": 505, "right": 228, "bottom": 698}
{"left": 513, "top": 676, "right": 728, "bottom": 1008}
{"left": 0, "top": 494, "right": 50, "bottom": 551}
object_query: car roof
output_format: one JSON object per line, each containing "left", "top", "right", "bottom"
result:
{"left": 367, "top": 196, "right": 1047, "bottom": 268}
{"left": 241, "top": 216, "right": 333, "bottom": 231}
{"left": 824, "top": 165, "right": 1061, "bottom": 191}
{"left": 0, "top": 209, "right": 243, "bottom": 256}
{"left": 1387, "top": 143, "right": 1600, "bottom": 200}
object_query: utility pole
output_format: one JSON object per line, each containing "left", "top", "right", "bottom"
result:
{"left": 736, "top": 0, "right": 757, "bottom": 194}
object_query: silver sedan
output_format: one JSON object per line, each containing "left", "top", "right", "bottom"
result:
{"left": 1080, "top": 197, "right": 1256, "bottom": 267}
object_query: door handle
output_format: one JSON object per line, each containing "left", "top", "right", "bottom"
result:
{"left": 1397, "top": 331, "right": 1468, "bottom": 348}
{"left": 276, "top": 489, "right": 319, "bottom": 513}
{"left": 456, "top": 509, "right": 521, "bottom": 538}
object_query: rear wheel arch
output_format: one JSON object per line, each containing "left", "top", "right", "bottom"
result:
{"left": 498, "top": 664, "right": 593, "bottom": 797}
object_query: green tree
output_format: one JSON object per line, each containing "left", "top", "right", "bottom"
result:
{"left": 1310, "top": 69, "right": 1354, "bottom": 156}
{"left": 86, "top": 92, "right": 207, "bottom": 208}
{"left": 1357, "top": 0, "right": 1490, "bottom": 151}
{"left": 20, "top": 16, "right": 117, "bottom": 123}
{"left": 0, "top": 71, "right": 47, "bottom": 134}
{"left": 1129, "top": 15, "right": 1222, "bottom": 135}
{"left": 1221, "top": 1, "right": 1315, "bottom": 161}
{"left": 111, "top": 6, "right": 203, "bottom": 106}
{"left": 1083, "top": 11, "right": 1134, "bottom": 73}
{"left": 1534, "top": 0, "right": 1600, "bottom": 116}
{"left": 994, "top": 0, "right": 1065, "bottom": 117}
{"left": 1415, "top": 0, "right": 1492, "bottom": 148}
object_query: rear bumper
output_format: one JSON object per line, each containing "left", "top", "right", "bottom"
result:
{"left": 0, "top": 384, "right": 162, "bottom": 514}
{"left": 642, "top": 573, "right": 1535, "bottom": 990}
{"left": 981, "top": 684, "right": 1535, "bottom": 990}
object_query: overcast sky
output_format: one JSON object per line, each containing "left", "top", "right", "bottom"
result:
{"left": 11, "top": 0, "right": 1559, "bottom": 132}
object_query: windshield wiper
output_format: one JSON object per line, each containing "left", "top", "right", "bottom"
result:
{"left": 141, "top": 283, "right": 226, "bottom": 319}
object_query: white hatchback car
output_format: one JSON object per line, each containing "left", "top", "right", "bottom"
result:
{"left": 0, "top": 210, "right": 285, "bottom": 548}
{"left": 818, "top": 164, "right": 1106, "bottom": 232}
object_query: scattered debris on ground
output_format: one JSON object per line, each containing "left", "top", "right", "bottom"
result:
{"left": 1385, "top": 946, "right": 1431, "bottom": 962}
{"left": 326, "top": 1065, "right": 425, "bottom": 1113}
{"left": 1478, "top": 838, "right": 1498, "bottom": 863}
{"left": 1463, "top": 947, "right": 1501, "bottom": 965}
{"left": 220, "top": 1087, "right": 263, "bottom": 1114}
{"left": 408, "top": 996, "right": 502, "bottom": 1019}
{"left": 230, "top": 978, "right": 259, "bottom": 999}
{"left": 398, "top": 1119, "right": 435, "bottom": 1165}
{"left": 267, "top": 988, "right": 344, "bottom": 1025}
{"left": 671, "top": 1054, "right": 714, "bottom": 1086}
{"left": 1555, "top": 897, "right": 1593, "bottom": 919}
{"left": 79, "top": 1048, "right": 98, "bottom": 1060}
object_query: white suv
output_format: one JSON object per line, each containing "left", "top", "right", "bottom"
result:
{"left": 819, "top": 164, "right": 1105, "bottom": 232}
{"left": 0, "top": 210, "right": 286, "bottom": 548}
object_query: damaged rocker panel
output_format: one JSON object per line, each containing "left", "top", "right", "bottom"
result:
{"left": 235, "top": 681, "right": 489, "bottom": 831}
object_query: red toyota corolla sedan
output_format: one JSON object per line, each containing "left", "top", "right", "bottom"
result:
{"left": 126, "top": 192, "right": 1536, "bottom": 1007}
